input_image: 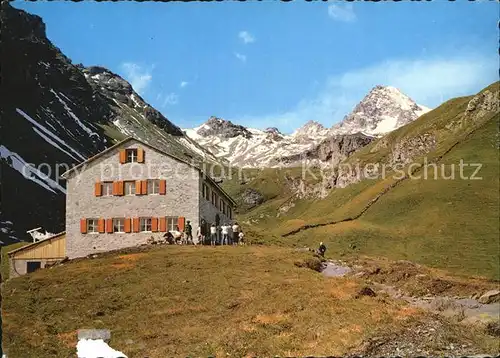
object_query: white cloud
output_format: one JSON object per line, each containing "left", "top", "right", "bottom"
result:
{"left": 230, "top": 54, "right": 497, "bottom": 134}
{"left": 238, "top": 31, "right": 255, "bottom": 44}
{"left": 234, "top": 52, "right": 247, "bottom": 63}
{"left": 120, "top": 63, "right": 153, "bottom": 95}
{"left": 328, "top": 4, "right": 356, "bottom": 22}
{"left": 160, "top": 93, "right": 179, "bottom": 107}
{"left": 180, "top": 81, "right": 189, "bottom": 88}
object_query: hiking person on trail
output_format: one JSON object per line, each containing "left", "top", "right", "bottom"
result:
{"left": 317, "top": 242, "right": 327, "bottom": 257}
{"left": 221, "top": 223, "right": 230, "bottom": 245}
{"left": 232, "top": 222, "right": 240, "bottom": 246}
{"left": 185, "top": 220, "right": 193, "bottom": 244}
{"left": 210, "top": 223, "right": 217, "bottom": 246}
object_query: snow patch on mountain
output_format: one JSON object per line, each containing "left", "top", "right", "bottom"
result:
{"left": 16, "top": 108, "right": 86, "bottom": 161}
{"left": 0, "top": 145, "right": 66, "bottom": 194}
{"left": 32, "top": 127, "right": 82, "bottom": 161}
{"left": 50, "top": 89, "right": 99, "bottom": 138}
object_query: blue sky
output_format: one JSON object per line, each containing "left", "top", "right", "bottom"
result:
{"left": 14, "top": 0, "right": 499, "bottom": 134}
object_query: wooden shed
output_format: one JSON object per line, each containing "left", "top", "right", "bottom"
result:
{"left": 7, "top": 232, "right": 66, "bottom": 278}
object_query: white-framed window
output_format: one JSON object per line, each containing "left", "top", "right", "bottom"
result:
{"left": 125, "top": 148, "right": 138, "bottom": 163}
{"left": 87, "top": 218, "right": 98, "bottom": 233}
{"left": 140, "top": 217, "right": 152, "bottom": 232}
{"left": 113, "top": 218, "right": 125, "bottom": 233}
{"left": 124, "top": 181, "right": 136, "bottom": 196}
{"left": 147, "top": 179, "right": 160, "bottom": 195}
{"left": 167, "top": 217, "right": 178, "bottom": 231}
{"left": 102, "top": 182, "right": 113, "bottom": 196}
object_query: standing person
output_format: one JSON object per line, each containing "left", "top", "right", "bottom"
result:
{"left": 198, "top": 219, "right": 207, "bottom": 245}
{"left": 317, "top": 242, "right": 327, "bottom": 257}
{"left": 232, "top": 222, "right": 240, "bottom": 246}
{"left": 221, "top": 223, "right": 229, "bottom": 245}
{"left": 210, "top": 223, "right": 217, "bottom": 246}
{"left": 185, "top": 220, "right": 193, "bottom": 245}
{"left": 227, "top": 223, "right": 233, "bottom": 245}
{"left": 173, "top": 225, "right": 182, "bottom": 245}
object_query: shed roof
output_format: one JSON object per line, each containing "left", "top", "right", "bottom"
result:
{"left": 7, "top": 232, "right": 66, "bottom": 257}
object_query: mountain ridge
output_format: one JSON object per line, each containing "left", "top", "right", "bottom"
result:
{"left": 184, "top": 85, "right": 431, "bottom": 168}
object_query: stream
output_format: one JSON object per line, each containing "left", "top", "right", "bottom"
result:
{"left": 321, "top": 260, "right": 500, "bottom": 324}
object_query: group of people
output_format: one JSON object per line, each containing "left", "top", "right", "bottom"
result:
{"left": 161, "top": 219, "right": 245, "bottom": 246}
{"left": 198, "top": 220, "right": 245, "bottom": 246}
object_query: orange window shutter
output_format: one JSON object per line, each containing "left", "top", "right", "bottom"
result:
{"left": 178, "top": 217, "right": 185, "bottom": 232}
{"left": 141, "top": 180, "right": 148, "bottom": 195}
{"left": 112, "top": 181, "right": 118, "bottom": 195}
{"left": 119, "top": 149, "right": 126, "bottom": 164}
{"left": 159, "top": 217, "right": 166, "bottom": 232}
{"left": 137, "top": 148, "right": 145, "bottom": 163}
{"left": 106, "top": 219, "right": 113, "bottom": 233}
{"left": 95, "top": 182, "right": 102, "bottom": 197}
{"left": 151, "top": 217, "right": 158, "bottom": 232}
{"left": 132, "top": 218, "right": 140, "bottom": 233}
{"left": 159, "top": 179, "right": 166, "bottom": 195}
{"left": 124, "top": 218, "right": 131, "bottom": 233}
{"left": 118, "top": 181, "right": 124, "bottom": 196}
{"left": 97, "top": 219, "right": 105, "bottom": 233}
{"left": 80, "top": 219, "right": 87, "bottom": 234}
{"left": 135, "top": 180, "right": 142, "bottom": 195}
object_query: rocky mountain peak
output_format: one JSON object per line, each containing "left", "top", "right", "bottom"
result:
{"left": 83, "top": 66, "right": 133, "bottom": 96}
{"left": 1, "top": 1, "right": 46, "bottom": 44}
{"left": 197, "top": 117, "right": 253, "bottom": 139}
{"left": 331, "top": 85, "right": 431, "bottom": 136}
{"left": 265, "top": 127, "right": 282, "bottom": 135}
{"left": 81, "top": 66, "right": 184, "bottom": 137}
{"left": 292, "top": 120, "right": 328, "bottom": 138}
{"left": 263, "top": 127, "right": 284, "bottom": 141}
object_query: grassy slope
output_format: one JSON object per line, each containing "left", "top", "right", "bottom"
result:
{"left": 291, "top": 115, "right": 499, "bottom": 278}
{"left": 222, "top": 82, "right": 500, "bottom": 279}
{"left": 2, "top": 245, "right": 497, "bottom": 358}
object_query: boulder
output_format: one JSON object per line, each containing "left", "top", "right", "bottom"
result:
{"left": 241, "top": 188, "right": 265, "bottom": 209}
{"left": 478, "top": 290, "right": 500, "bottom": 304}
{"left": 355, "top": 286, "right": 377, "bottom": 298}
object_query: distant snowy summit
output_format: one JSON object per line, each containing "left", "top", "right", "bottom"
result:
{"left": 183, "top": 85, "right": 431, "bottom": 168}
{"left": 331, "top": 85, "right": 431, "bottom": 137}
{"left": 291, "top": 120, "right": 330, "bottom": 141}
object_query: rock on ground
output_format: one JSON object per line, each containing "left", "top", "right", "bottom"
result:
{"left": 478, "top": 290, "right": 500, "bottom": 304}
